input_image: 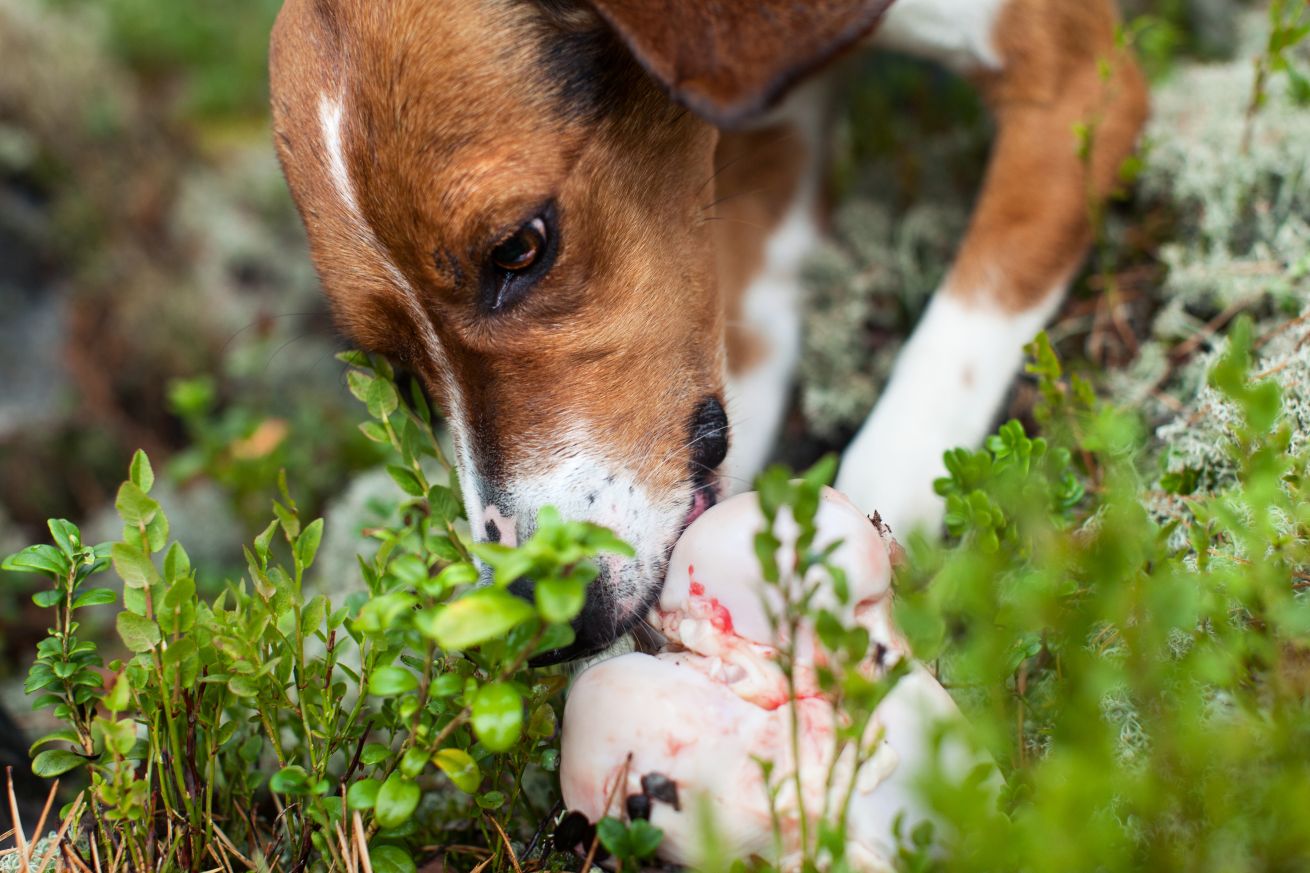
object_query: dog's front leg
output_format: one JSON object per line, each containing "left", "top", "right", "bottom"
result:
{"left": 713, "top": 87, "right": 830, "bottom": 492}
{"left": 837, "top": 0, "right": 1148, "bottom": 533}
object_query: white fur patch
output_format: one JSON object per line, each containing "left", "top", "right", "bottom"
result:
{"left": 723, "top": 198, "right": 817, "bottom": 492}
{"left": 870, "top": 0, "right": 1008, "bottom": 73}
{"left": 497, "top": 425, "right": 688, "bottom": 615}
{"left": 319, "top": 97, "right": 361, "bottom": 217}
{"left": 318, "top": 94, "right": 483, "bottom": 525}
{"left": 836, "top": 288, "right": 1064, "bottom": 534}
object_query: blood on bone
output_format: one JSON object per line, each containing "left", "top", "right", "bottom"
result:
{"left": 687, "top": 567, "right": 734, "bottom": 634}
{"left": 665, "top": 734, "right": 691, "bottom": 757}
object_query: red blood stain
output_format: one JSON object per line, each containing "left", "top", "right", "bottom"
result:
{"left": 706, "top": 598, "right": 734, "bottom": 634}
{"left": 687, "top": 565, "right": 733, "bottom": 633}
{"left": 758, "top": 690, "right": 823, "bottom": 712}
{"left": 665, "top": 734, "right": 691, "bottom": 757}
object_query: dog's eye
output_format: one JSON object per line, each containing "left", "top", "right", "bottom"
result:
{"left": 480, "top": 204, "right": 558, "bottom": 313}
{"left": 491, "top": 217, "right": 547, "bottom": 272}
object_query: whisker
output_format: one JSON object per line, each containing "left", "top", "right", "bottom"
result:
{"left": 699, "top": 184, "right": 774, "bottom": 213}
{"left": 696, "top": 215, "right": 770, "bottom": 232}
{"left": 694, "top": 127, "right": 802, "bottom": 197}
{"left": 220, "top": 310, "right": 324, "bottom": 356}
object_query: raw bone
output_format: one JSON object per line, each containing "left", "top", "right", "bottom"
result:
{"left": 559, "top": 488, "right": 990, "bottom": 869}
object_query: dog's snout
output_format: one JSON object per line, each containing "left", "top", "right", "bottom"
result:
{"left": 689, "top": 397, "right": 729, "bottom": 470}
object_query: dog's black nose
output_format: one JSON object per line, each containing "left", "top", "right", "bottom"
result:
{"left": 689, "top": 397, "right": 729, "bottom": 470}
{"left": 522, "top": 576, "right": 626, "bottom": 666}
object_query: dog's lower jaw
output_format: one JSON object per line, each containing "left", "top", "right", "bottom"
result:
{"left": 530, "top": 475, "right": 720, "bottom": 667}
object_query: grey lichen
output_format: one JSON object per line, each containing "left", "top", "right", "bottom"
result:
{"left": 1127, "top": 13, "right": 1310, "bottom": 537}
{"left": 799, "top": 135, "right": 972, "bottom": 439}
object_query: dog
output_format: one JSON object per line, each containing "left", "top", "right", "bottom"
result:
{"left": 268, "top": 0, "right": 1148, "bottom": 660}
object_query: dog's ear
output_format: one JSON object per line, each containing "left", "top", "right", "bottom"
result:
{"left": 582, "top": 0, "right": 893, "bottom": 126}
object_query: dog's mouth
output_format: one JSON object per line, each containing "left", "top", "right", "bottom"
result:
{"left": 529, "top": 470, "right": 721, "bottom": 667}
{"left": 683, "top": 465, "right": 720, "bottom": 530}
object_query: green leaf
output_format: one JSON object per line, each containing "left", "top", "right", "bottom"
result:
{"left": 419, "top": 589, "right": 534, "bottom": 651}
{"left": 359, "top": 421, "right": 390, "bottom": 444}
{"left": 129, "top": 450, "right": 154, "bottom": 493}
{"left": 368, "top": 666, "right": 418, "bottom": 696}
{"left": 163, "top": 542, "right": 191, "bottom": 581}
{"left": 270, "top": 766, "right": 312, "bottom": 795}
{"left": 597, "top": 817, "right": 630, "bottom": 858}
{"left": 347, "top": 778, "right": 381, "bottom": 810}
{"left": 471, "top": 682, "right": 522, "bottom": 752}
{"left": 374, "top": 773, "right": 420, "bottom": 829}
{"left": 229, "top": 675, "right": 260, "bottom": 699}
{"left": 398, "top": 747, "right": 428, "bottom": 778}
{"left": 433, "top": 748, "right": 481, "bottom": 793}
{"left": 368, "top": 845, "right": 416, "bottom": 873}
{"left": 626, "top": 819, "right": 664, "bottom": 860}
{"left": 424, "top": 561, "right": 478, "bottom": 596}
{"left": 31, "top": 749, "right": 85, "bottom": 777}
{"left": 353, "top": 591, "right": 418, "bottom": 635}
{"left": 802, "top": 453, "right": 838, "bottom": 490}
{"left": 162, "top": 637, "right": 200, "bottom": 686}
{"left": 527, "top": 702, "right": 557, "bottom": 740}
{"left": 301, "top": 595, "right": 328, "bottom": 637}
{"left": 29, "top": 728, "right": 82, "bottom": 755}
{"left": 32, "top": 590, "right": 62, "bottom": 608}
{"left": 337, "top": 349, "right": 370, "bottom": 367}
{"left": 116, "top": 612, "right": 161, "bottom": 653}
{"left": 535, "top": 576, "right": 586, "bottom": 624}
{"left": 253, "top": 519, "right": 280, "bottom": 562}
{"left": 476, "top": 790, "right": 505, "bottom": 810}
{"left": 367, "top": 379, "right": 400, "bottom": 420}
{"left": 3, "top": 544, "right": 69, "bottom": 576}
{"left": 296, "top": 518, "right": 325, "bottom": 571}
{"left": 111, "top": 542, "right": 160, "bottom": 589}
{"left": 387, "top": 465, "right": 425, "bottom": 497}
{"left": 47, "top": 520, "right": 81, "bottom": 559}
{"left": 103, "top": 674, "right": 131, "bottom": 713}
{"left": 428, "top": 485, "right": 462, "bottom": 522}
{"left": 347, "top": 369, "right": 376, "bottom": 405}
{"left": 468, "top": 543, "right": 535, "bottom": 587}
{"left": 272, "top": 501, "right": 301, "bottom": 541}
{"left": 72, "top": 588, "right": 117, "bottom": 609}
{"left": 95, "top": 717, "right": 136, "bottom": 757}
{"left": 114, "top": 481, "right": 158, "bottom": 528}
{"left": 581, "top": 525, "right": 636, "bottom": 558}
{"left": 360, "top": 743, "right": 391, "bottom": 766}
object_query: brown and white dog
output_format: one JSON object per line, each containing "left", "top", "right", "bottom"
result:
{"left": 269, "top": 0, "right": 1147, "bottom": 659}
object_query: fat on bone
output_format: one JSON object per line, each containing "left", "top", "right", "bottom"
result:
{"left": 661, "top": 487, "right": 895, "bottom": 646}
{"left": 559, "top": 488, "right": 993, "bottom": 869}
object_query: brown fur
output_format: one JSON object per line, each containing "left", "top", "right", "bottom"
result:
{"left": 272, "top": 0, "right": 725, "bottom": 493}
{"left": 947, "top": 0, "right": 1149, "bottom": 312}
{"left": 587, "top": 0, "right": 894, "bottom": 126}
{"left": 711, "top": 125, "right": 812, "bottom": 374}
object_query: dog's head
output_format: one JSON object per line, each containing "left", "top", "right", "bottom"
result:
{"left": 270, "top": 0, "right": 890, "bottom": 659}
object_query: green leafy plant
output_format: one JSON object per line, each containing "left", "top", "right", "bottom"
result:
{"left": 888, "top": 322, "right": 1310, "bottom": 871}
{"left": 597, "top": 816, "right": 664, "bottom": 870}
{"left": 5, "top": 353, "right": 632, "bottom": 872}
